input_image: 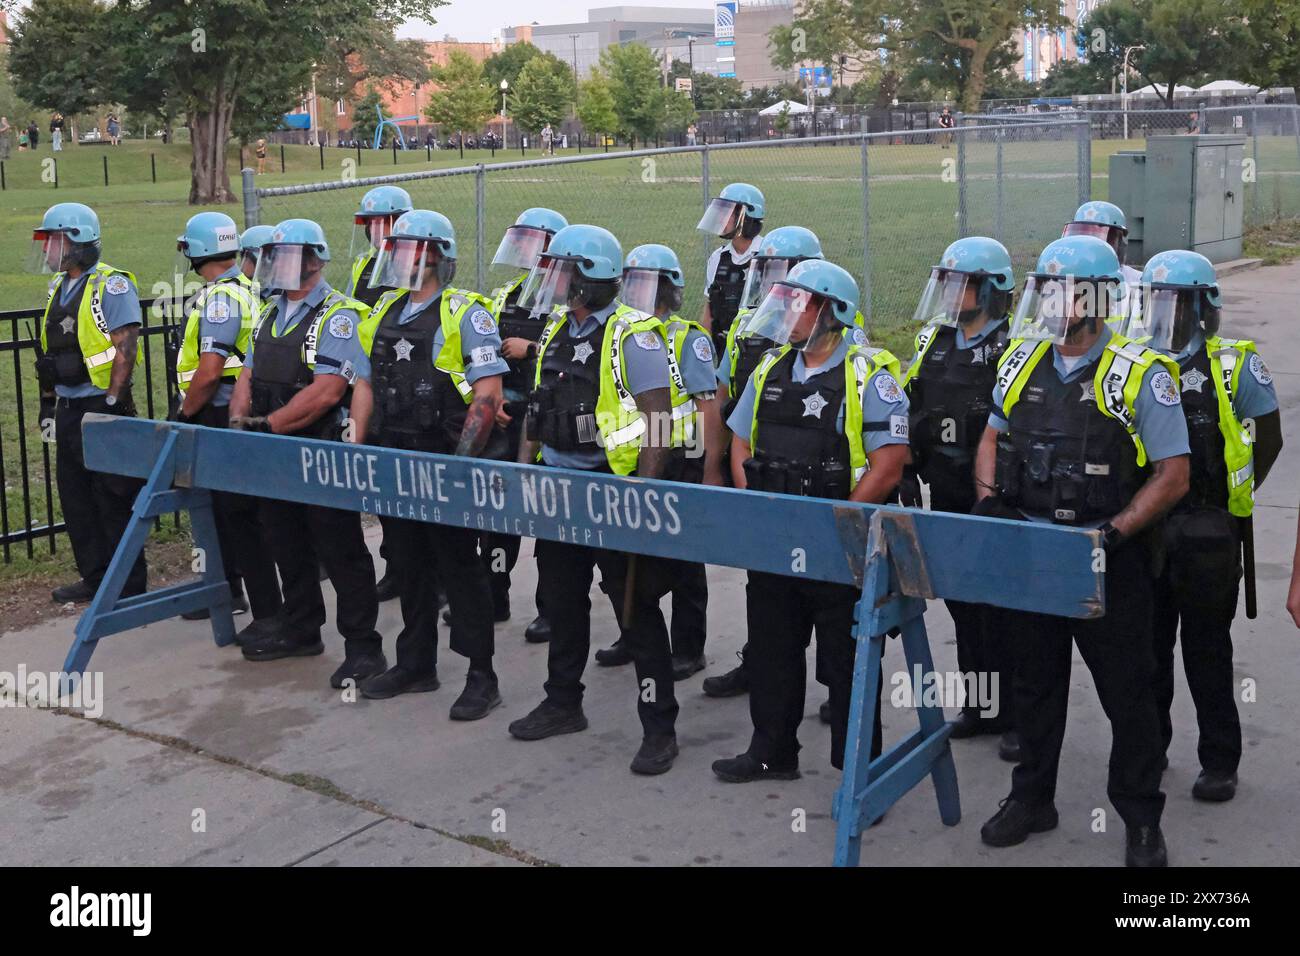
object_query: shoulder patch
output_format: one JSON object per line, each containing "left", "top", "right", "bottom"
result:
{"left": 691, "top": 336, "right": 714, "bottom": 364}
{"left": 469, "top": 309, "right": 497, "bottom": 335}
{"left": 328, "top": 313, "right": 355, "bottom": 340}
{"left": 851, "top": 327, "right": 868, "bottom": 346}
{"left": 1248, "top": 352, "right": 1272, "bottom": 386}
{"left": 205, "top": 296, "right": 232, "bottom": 324}
{"left": 632, "top": 330, "right": 663, "bottom": 351}
{"left": 872, "top": 371, "right": 904, "bottom": 405}
{"left": 1148, "top": 369, "right": 1180, "bottom": 407}
{"left": 105, "top": 273, "right": 131, "bottom": 295}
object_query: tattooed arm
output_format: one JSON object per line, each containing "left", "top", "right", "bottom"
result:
{"left": 1110, "top": 454, "right": 1189, "bottom": 540}
{"left": 108, "top": 323, "right": 140, "bottom": 403}
{"left": 456, "top": 375, "right": 503, "bottom": 456}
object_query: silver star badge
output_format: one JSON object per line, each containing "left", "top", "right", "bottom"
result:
{"left": 802, "top": 391, "right": 829, "bottom": 418}
{"left": 1079, "top": 381, "right": 1095, "bottom": 402}
{"left": 572, "top": 341, "right": 595, "bottom": 365}
{"left": 1045, "top": 257, "right": 1065, "bottom": 276}
{"left": 60, "top": 316, "right": 76, "bottom": 335}
{"left": 1180, "top": 367, "right": 1207, "bottom": 393}
{"left": 394, "top": 338, "right": 414, "bottom": 362}
{"left": 1152, "top": 263, "right": 1170, "bottom": 282}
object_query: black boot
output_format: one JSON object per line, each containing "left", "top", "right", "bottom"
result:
{"left": 595, "top": 639, "right": 633, "bottom": 667}
{"left": 979, "top": 797, "right": 1059, "bottom": 847}
{"left": 524, "top": 615, "right": 551, "bottom": 644}
{"left": 711, "top": 752, "right": 799, "bottom": 783}
{"left": 234, "top": 615, "right": 282, "bottom": 647}
{"left": 508, "top": 700, "right": 588, "bottom": 740}
{"left": 671, "top": 654, "right": 706, "bottom": 681}
{"left": 51, "top": 579, "right": 97, "bottom": 603}
{"left": 330, "top": 650, "right": 388, "bottom": 689}
{"left": 997, "top": 731, "right": 1022, "bottom": 763}
{"left": 819, "top": 700, "right": 832, "bottom": 724}
{"left": 242, "top": 630, "right": 324, "bottom": 662}
{"left": 450, "top": 669, "right": 502, "bottom": 721}
{"left": 360, "top": 665, "right": 440, "bottom": 699}
{"left": 375, "top": 570, "right": 399, "bottom": 602}
{"left": 1125, "top": 826, "right": 1168, "bottom": 867}
{"left": 702, "top": 652, "right": 748, "bottom": 698}
{"left": 1191, "top": 770, "right": 1237, "bottom": 802}
{"left": 630, "top": 734, "right": 679, "bottom": 775}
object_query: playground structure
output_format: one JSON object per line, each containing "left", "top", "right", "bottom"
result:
{"left": 373, "top": 104, "right": 421, "bottom": 150}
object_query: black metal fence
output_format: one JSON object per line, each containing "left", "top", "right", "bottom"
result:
{"left": 0, "top": 298, "right": 181, "bottom": 563}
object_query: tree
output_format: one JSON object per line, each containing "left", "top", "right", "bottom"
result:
{"left": 1239, "top": 0, "right": 1300, "bottom": 93}
{"left": 425, "top": 50, "right": 496, "bottom": 140}
{"left": 8, "top": 0, "right": 112, "bottom": 138}
{"left": 510, "top": 55, "right": 574, "bottom": 134}
{"left": 576, "top": 68, "right": 618, "bottom": 143}
{"left": 694, "top": 73, "right": 747, "bottom": 110}
{"left": 483, "top": 41, "right": 545, "bottom": 91}
{"left": 599, "top": 42, "right": 663, "bottom": 144}
{"left": 654, "top": 86, "right": 696, "bottom": 138}
{"left": 351, "top": 87, "right": 385, "bottom": 145}
{"left": 1041, "top": 59, "right": 1112, "bottom": 98}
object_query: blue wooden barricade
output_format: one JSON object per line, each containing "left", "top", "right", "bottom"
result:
{"left": 71, "top": 415, "right": 1105, "bottom": 867}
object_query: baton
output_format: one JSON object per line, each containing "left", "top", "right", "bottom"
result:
{"left": 1241, "top": 516, "right": 1257, "bottom": 620}
{"left": 621, "top": 556, "right": 638, "bottom": 631}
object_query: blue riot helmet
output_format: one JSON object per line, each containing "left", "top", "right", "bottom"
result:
{"left": 1120, "top": 250, "right": 1222, "bottom": 353}
{"left": 518, "top": 224, "right": 622, "bottom": 315}
{"left": 1009, "top": 236, "right": 1122, "bottom": 345}
{"left": 911, "top": 236, "right": 1015, "bottom": 329}
{"left": 239, "top": 224, "right": 276, "bottom": 278}
{"left": 349, "top": 184, "right": 414, "bottom": 261}
{"left": 29, "top": 202, "right": 101, "bottom": 273}
{"left": 739, "top": 259, "right": 858, "bottom": 352}
{"left": 370, "top": 210, "right": 457, "bottom": 291}
{"left": 254, "top": 218, "right": 331, "bottom": 293}
{"left": 623, "top": 243, "right": 685, "bottom": 316}
{"left": 738, "top": 226, "right": 823, "bottom": 311}
{"left": 1063, "top": 200, "right": 1129, "bottom": 263}
{"left": 176, "top": 211, "right": 240, "bottom": 280}
{"left": 697, "top": 182, "right": 765, "bottom": 240}
{"left": 491, "top": 207, "right": 569, "bottom": 277}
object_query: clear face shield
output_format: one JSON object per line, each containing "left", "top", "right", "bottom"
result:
{"left": 1120, "top": 285, "right": 1197, "bottom": 353}
{"left": 240, "top": 248, "right": 260, "bottom": 279}
{"left": 911, "top": 268, "right": 981, "bottom": 328}
{"left": 27, "top": 231, "right": 81, "bottom": 274}
{"left": 696, "top": 198, "right": 745, "bottom": 238}
{"left": 518, "top": 254, "right": 581, "bottom": 317}
{"left": 349, "top": 214, "right": 397, "bottom": 263}
{"left": 738, "top": 283, "right": 836, "bottom": 353}
{"left": 369, "top": 237, "right": 434, "bottom": 292}
{"left": 491, "top": 225, "right": 550, "bottom": 277}
{"left": 739, "top": 257, "right": 792, "bottom": 311}
{"left": 620, "top": 268, "right": 673, "bottom": 315}
{"left": 254, "top": 243, "right": 323, "bottom": 294}
{"left": 1062, "top": 221, "right": 1122, "bottom": 256}
{"left": 1009, "top": 274, "right": 1116, "bottom": 345}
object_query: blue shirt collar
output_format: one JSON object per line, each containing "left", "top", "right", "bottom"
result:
{"left": 1052, "top": 326, "right": 1113, "bottom": 380}
{"left": 399, "top": 288, "right": 443, "bottom": 324}
{"left": 567, "top": 301, "right": 618, "bottom": 334}
{"left": 276, "top": 279, "right": 331, "bottom": 329}
{"left": 794, "top": 336, "right": 849, "bottom": 378}
{"left": 956, "top": 316, "right": 1006, "bottom": 349}
{"left": 215, "top": 264, "right": 242, "bottom": 283}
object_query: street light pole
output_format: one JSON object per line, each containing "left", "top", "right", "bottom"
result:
{"left": 500, "top": 79, "right": 509, "bottom": 149}
{"left": 1122, "top": 44, "right": 1145, "bottom": 141}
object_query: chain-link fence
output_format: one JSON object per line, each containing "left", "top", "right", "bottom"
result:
{"left": 251, "top": 119, "right": 1087, "bottom": 356}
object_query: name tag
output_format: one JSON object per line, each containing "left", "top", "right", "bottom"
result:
{"left": 1085, "top": 463, "right": 1110, "bottom": 476}
{"left": 890, "top": 414, "right": 909, "bottom": 439}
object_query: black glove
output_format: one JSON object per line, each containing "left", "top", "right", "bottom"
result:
{"left": 971, "top": 494, "right": 1023, "bottom": 521}
{"left": 230, "top": 415, "right": 272, "bottom": 433}
{"left": 101, "top": 396, "right": 132, "bottom": 416}
{"left": 897, "top": 468, "right": 923, "bottom": 509}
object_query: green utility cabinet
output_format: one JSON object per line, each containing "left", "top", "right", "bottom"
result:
{"left": 1107, "top": 135, "right": 1245, "bottom": 263}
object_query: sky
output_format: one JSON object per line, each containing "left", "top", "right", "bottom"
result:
{"left": 398, "top": 0, "right": 714, "bottom": 44}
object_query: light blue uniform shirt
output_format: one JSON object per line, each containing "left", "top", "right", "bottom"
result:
{"left": 393, "top": 289, "right": 510, "bottom": 386}
{"left": 52, "top": 268, "right": 142, "bottom": 399}
{"left": 726, "top": 338, "right": 910, "bottom": 455}
{"left": 193, "top": 264, "right": 248, "bottom": 407}
{"left": 540, "top": 301, "right": 671, "bottom": 470}
{"left": 244, "top": 280, "right": 369, "bottom": 384}
{"left": 678, "top": 326, "right": 718, "bottom": 397}
{"left": 1170, "top": 329, "right": 1278, "bottom": 421}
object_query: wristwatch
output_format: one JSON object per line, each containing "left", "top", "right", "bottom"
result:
{"left": 104, "top": 394, "right": 118, "bottom": 408}
{"left": 1099, "top": 521, "right": 1123, "bottom": 550}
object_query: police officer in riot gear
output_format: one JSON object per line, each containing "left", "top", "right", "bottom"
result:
{"left": 347, "top": 185, "right": 413, "bottom": 307}
{"left": 353, "top": 209, "right": 508, "bottom": 718}
{"left": 481, "top": 207, "right": 569, "bottom": 642}
{"left": 699, "top": 182, "right": 764, "bottom": 359}
{"left": 239, "top": 225, "right": 275, "bottom": 295}
{"left": 974, "top": 235, "right": 1190, "bottom": 867}
{"left": 593, "top": 243, "right": 724, "bottom": 679}
{"left": 173, "top": 212, "right": 282, "bottom": 640}
{"left": 508, "top": 224, "right": 683, "bottom": 775}
{"left": 901, "top": 237, "right": 1018, "bottom": 759}
{"left": 229, "top": 218, "right": 386, "bottom": 689}
{"left": 30, "top": 202, "right": 146, "bottom": 603}
{"left": 1062, "top": 201, "right": 1140, "bottom": 317}
{"left": 1121, "top": 250, "right": 1282, "bottom": 802}
{"left": 713, "top": 260, "right": 910, "bottom": 783}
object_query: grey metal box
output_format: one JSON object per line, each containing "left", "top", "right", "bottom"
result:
{"left": 1141, "top": 135, "right": 1245, "bottom": 262}
{"left": 1108, "top": 150, "right": 1147, "bottom": 261}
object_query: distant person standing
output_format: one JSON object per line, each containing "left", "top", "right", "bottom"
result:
{"left": 0, "top": 116, "right": 11, "bottom": 160}
{"left": 18, "top": 128, "right": 28, "bottom": 151}
{"left": 107, "top": 114, "right": 121, "bottom": 146}
{"left": 686, "top": 123, "right": 697, "bottom": 146}
{"left": 541, "top": 122, "right": 554, "bottom": 155}
{"left": 50, "top": 113, "right": 65, "bottom": 151}
{"left": 255, "top": 137, "right": 267, "bottom": 174}
{"left": 938, "top": 107, "right": 954, "bottom": 149}
{"left": 27, "top": 120, "right": 39, "bottom": 149}
{"left": 1187, "top": 111, "right": 1200, "bottom": 134}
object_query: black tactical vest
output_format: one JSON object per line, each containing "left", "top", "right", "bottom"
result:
{"left": 495, "top": 282, "right": 543, "bottom": 395}
{"left": 351, "top": 257, "right": 386, "bottom": 308}
{"left": 996, "top": 353, "right": 1144, "bottom": 523}
{"left": 1176, "top": 346, "right": 1228, "bottom": 511}
{"left": 530, "top": 318, "right": 604, "bottom": 451}
{"left": 44, "top": 278, "right": 91, "bottom": 386}
{"left": 707, "top": 249, "right": 748, "bottom": 354}
{"left": 249, "top": 300, "right": 343, "bottom": 439}
{"left": 909, "top": 322, "right": 1009, "bottom": 472}
{"left": 747, "top": 351, "right": 853, "bottom": 499}
{"left": 726, "top": 334, "right": 772, "bottom": 422}
{"left": 369, "top": 293, "right": 465, "bottom": 453}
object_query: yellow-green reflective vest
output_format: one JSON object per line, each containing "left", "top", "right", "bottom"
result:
{"left": 489, "top": 274, "right": 527, "bottom": 318}
{"left": 663, "top": 314, "right": 706, "bottom": 447}
{"left": 997, "top": 334, "right": 1179, "bottom": 468}
{"left": 360, "top": 286, "right": 493, "bottom": 404}
{"left": 1204, "top": 335, "right": 1258, "bottom": 517}
{"left": 534, "top": 303, "right": 666, "bottom": 476}
{"left": 747, "top": 342, "right": 901, "bottom": 484}
{"left": 348, "top": 249, "right": 375, "bottom": 299}
{"left": 39, "top": 262, "right": 142, "bottom": 390}
{"left": 175, "top": 273, "right": 260, "bottom": 392}
{"left": 723, "top": 309, "right": 868, "bottom": 399}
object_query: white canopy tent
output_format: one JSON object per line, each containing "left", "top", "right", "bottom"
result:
{"left": 1129, "top": 83, "right": 1197, "bottom": 98}
{"left": 759, "top": 99, "right": 810, "bottom": 115}
{"left": 1196, "top": 80, "right": 1260, "bottom": 93}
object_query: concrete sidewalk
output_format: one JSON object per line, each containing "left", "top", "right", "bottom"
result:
{"left": 2, "top": 261, "right": 1298, "bottom": 867}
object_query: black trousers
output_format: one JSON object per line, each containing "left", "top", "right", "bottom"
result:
{"left": 478, "top": 529, "right": 522, "bottom": 615}
{"left": 193, "top": 403, "right": 282, "bottom": 620}
{"left": 536, "top": 538, "right": 678, "bottom": 736}
{"left": 746, "top": 571, "right": 882, "bottom": 770}
{"left": 386, "top": 517, "right": 495, "bottom": 674}
{"left": 1152, "top": 509, "right": 1242, "bottom": 776}
{"left": 259, "top": 497, "right": 380, "bottom": 657}
{"left": 929, "top": 474, "right": 1014, "bottom": 726}
{"left": 1007, "top": 540, "right": 1166, "bottom": 828}
{"left": 669, "top": 561, "right": 709, "bottom": 659}
{"left": 55, "top": 397, "right": 146, "bottom": 592}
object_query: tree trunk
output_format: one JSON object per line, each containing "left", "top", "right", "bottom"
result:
{"left": 962, "top": 43, "right": 992, "bottom": 113}
{"left": 189, "top": 102, "right": 236, "bottom": 205}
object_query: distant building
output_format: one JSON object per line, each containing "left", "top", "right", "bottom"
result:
{"left": 727, "top": 0, "right": 797, "bottom": 88}
{"left": 1014, "top": 0, "right": 1091, "bottom": 84}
